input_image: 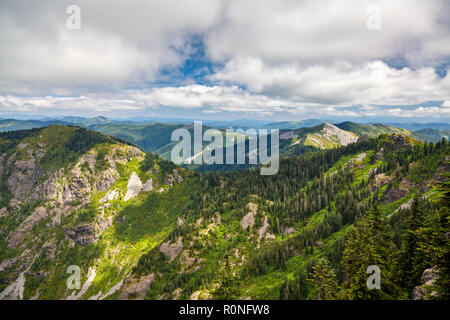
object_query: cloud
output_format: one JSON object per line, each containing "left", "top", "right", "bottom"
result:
{"left": 206, "top": 0, "right": 450, "bottom": 66}
{"left": 0, "top": 0, "right": 222, "bottom": 95}
{"left": 128, "top": 85, "right": 291, "bottom": 114}
{"left": 210, "top": 58, "right": 450, "bottom": 106}
{"left": 2, "top": 86, "right": 449, "bottom": 120}
{"left": 0, "top": 0, "right": 449, "bottom": 120}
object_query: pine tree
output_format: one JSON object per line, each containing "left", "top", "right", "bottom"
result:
{"left": 397, "top": 195, "right": 425, "bottom": 294}
{"left": 342, "top": 206, "right": 398, "bottom": 299}
{"left": 280, "top": 278, "right": 289, "bottom": 300}
{"left": 213, "top": 254, "right": 239, "bottom": 299}
{"left": 310, "top": 258, "right": 338, "bottom": 300}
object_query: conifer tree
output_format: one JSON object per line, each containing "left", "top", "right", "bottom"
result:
{"left": 310, "top": 258, "right": 338, "bottom": 300}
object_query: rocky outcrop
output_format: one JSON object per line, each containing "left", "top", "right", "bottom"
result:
{"left": 100, "top": 188, "right": 118, "bottom": 203}
{"left": 62, "top": 167, "right": 91, "bottom": 205}
{"left": 241, "top": 202, "right": 257, "bottom": 230}
{"left": 369, "top": 173, "right": 392, "bottom": 192}
{"left": 32, "top": 145, "right": 142, "bottom": 208}
{"left": 142, "top": 178, "right": 153, "bottom": 191}
{"left": 281, "top": 225, "right": 296, "bottom": 235}
{"left": 383, "top": 187, "right": 409, "bottom": 203}
{"left": 96, "top": 214, "right": 113, "bottom": 234}
{"left": 163, "top": 169, "right": 183, "bottom": 186}
{"left": 63, "top": 211, "right": 116, "bottom": 246}
{"left": 124, "top": 172, "right": 142, "bottom": 201}
{"left": 160, "top": 236, "right": 183, "bottom": 262}
{"left": 7, "top": 158, "right": 38, "bottom": 206}
{"left": 7, "top": 207, "right": 48, "bottom": 249}
{"left": 321, "top": 123, "right": 358, "bottom": 146}
{"left": 63, "top": 223, "right": 98, "bottom": 246}
{"left": 96, "top": 168, "right": 119, "bottom": 192}
{"left": 31, "top": 171, "right": 60, "bottom": 202}
{"left": 257, "top": 216, "right": 269, "bottom": 242}
{"left": 109, "top": 146, "right": 144, "bottom": 165}
{"left": 119, "top": 274, "right": 154, "bottom": 300}
{"left": 384, "top": 134, "right": 413, "bottom": 152}
{"left": 412, "top": 268, "right": 439, "bottom": 300}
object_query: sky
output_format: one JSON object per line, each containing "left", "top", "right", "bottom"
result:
{"left": 0, "top": 0, "right": 449, "bottom": 122}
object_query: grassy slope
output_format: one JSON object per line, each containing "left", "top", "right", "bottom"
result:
{"left": 1, "top": 127, "right": 448, "bottom": 300}
{"left": 132, "top": 135, "right": 448, "bottom": 300}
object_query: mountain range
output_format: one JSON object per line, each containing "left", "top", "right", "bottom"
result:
{"left": 0, "top": 124, "right": 448, "bottom": 300}
{"left": 1, "top": 117, "right": 449, "bottom": 165}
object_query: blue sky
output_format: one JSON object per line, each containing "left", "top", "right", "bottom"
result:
{"left": 0, "top": 0, "right": 449, "bottom": 123}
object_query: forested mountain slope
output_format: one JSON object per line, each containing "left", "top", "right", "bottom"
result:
{"left": 0, "top": 125, "right": 448, "bottom": 300}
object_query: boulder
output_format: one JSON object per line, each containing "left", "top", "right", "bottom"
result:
{"left": 412, "top": 268, "right": 439, "bottom": 300}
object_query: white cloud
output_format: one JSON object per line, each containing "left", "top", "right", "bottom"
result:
{"left": 128, "top": 85, "right": 291, "bottom": 114}
{"left": 211, "top": 58, "right": 450, "bottom": 106}
{"left": 0, "top": 0, "right": 222, "bottom": 95}
{"left": 0, "top": 0, "right": 449, "bottom": 119}
{"left": 206, "top": 0, "right": 450, "bottom": 65}
{"left": 2, "top": 86, "right": 450, "bottom": 119}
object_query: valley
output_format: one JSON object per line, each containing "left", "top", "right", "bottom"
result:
{"left": 0, "top": 124, "right": 448, "bottom": 300}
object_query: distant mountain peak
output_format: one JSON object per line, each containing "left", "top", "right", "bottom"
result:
{"left": 303, "top": 122, "right": 358, "bottom": 149}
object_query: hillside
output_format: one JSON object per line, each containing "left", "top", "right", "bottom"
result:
{"left": 0, "top": 125, "right": 193, "bottom": 299}
{"left": 279, "top": 123, "right": 358, "bottom": 156}
{"left": 414, "top": 128, "right": 450, "bottom": 143}
{"left": 0, "top": 126, "right": 448, "bottom": 300}
{"left": 336, "top": 122, "right": 415, "bottom": 138}
{"left": 1, "top": 118, "right": 448, "bottom": 163}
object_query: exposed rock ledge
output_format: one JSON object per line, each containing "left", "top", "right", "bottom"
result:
{"left": 412, "top": 268, "right": 439, "bottom": 300}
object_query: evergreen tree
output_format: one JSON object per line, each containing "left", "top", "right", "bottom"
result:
{"left": 342, "top": 206, "right": 398, "bottom": 299}
{"left": 310, "top": 258, "right": 339, "bottom": 300}
{"left": 213, "top": 254, "right": 239, "bottom": 299}
{"left": 280, "top": 278, "right": 290, "bottom": 300}
{"left": 397, "top": 195, "right": 425, "bottom": 294}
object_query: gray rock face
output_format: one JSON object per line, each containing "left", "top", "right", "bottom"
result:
{"left": 160, "top": 237, "right": 183, "bottom": 262}
{"left": 62, "top": 167, "right": 91, "bottom": 205}
{"left": 119, "top": 274, "right": 154, "bottom": 300}
{"left": 63, "top": 223, "right": 98, "bottom": 246}
{"left": 163, "top": 169, "right": 183, "bottom": 186}
{"left": 142, "top": 178, "right": 153, "bottom": 191}
{"left": 96, "top": 215, "right": 113, "bottom": 234}
{"left": 281, "top": 225, "right": 296, "bottom": 235}
{"left": 421, "top": 268, "right": 438, "bottom": 285}
{"left": 96, "top": 168, "right": 119, "bottom": 192}
{"left": 412, "top": 268, "right": 439, "bottom": 300}
{"left": 100, "top": 189, "right": 118, "bottom": 203}
{"left": 321, "top": 123, "right": 358, "bottom": 146}
{"left": 7, "top": 207, "right": 48, "bottom": 249}
{"left": 383, "top": 187, "right": 409, "bottom": 203}
{"left": 124, "top": 172, "right": 142, "bottom": 201}
{"left": 31, "top": 172, "right": 60, "bottom": 202}
{"left": 241, "top": 202, "right": 257, "bottom": 230}
{"left": 7, "top": 158, "right": 38, "bottom": 206}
